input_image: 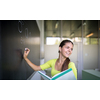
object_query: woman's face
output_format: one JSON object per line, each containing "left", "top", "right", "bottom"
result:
{"left": 59, "top": 42, "right": 73, "bottom": 58}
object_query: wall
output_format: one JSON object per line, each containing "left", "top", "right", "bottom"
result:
{"left": 83, "top": 45, "right": 98, "bottom": 69}
{"left": 44, "top": 45, "right": 59, "bottom": 63}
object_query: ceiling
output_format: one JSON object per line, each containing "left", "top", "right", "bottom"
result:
{"left": 44, "top": 20, "right": 98, "bottom": 38}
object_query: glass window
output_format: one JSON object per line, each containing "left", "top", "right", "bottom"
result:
{"left": 83, "top": 20, "right": 98, "bottom": 70}
{"left": 46, "top": 37, "right": 60, "bottom": 45}
{"left": 62, "top": 20, "right": 82, "bottom": 42}
{"left": 44, "top": 20, "right": 82, "bottom": 44}
{"left": 44, "top": 20, "right": 61, "bottom": 45}
{"left": 83, "top": 20, "right": 98, "bottom": 45}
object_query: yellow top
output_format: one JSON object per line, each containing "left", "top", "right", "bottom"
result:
{"left": 40, "top": 59, "right": 77, "bottom": 79}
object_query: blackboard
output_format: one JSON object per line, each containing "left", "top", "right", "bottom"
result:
{"left": 0, "top": 20, "right": 40, "bottom": 80}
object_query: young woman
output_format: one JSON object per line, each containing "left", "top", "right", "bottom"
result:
{"left": 23, "top": 40, "right": 77, "bottom": 79}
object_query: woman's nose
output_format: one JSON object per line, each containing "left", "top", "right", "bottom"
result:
{"left": 68, "top": 48, "right": 71, "bottom": 52}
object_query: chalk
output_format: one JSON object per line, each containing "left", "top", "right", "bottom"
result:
{"left": 25, "top": 48, "right": 28, "bottom": 51}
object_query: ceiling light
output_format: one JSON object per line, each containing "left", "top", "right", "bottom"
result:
{"left": 70, "top": 32, "right": 74, "bottom": 37}
{"left": 86, "top": 33, "right": 93, "bottom": 38}
{"left": 55, "top": 21, "right": 59, "bottom": 29}
{"left": 77, "top": 21, "right": 86, "bottom": 29}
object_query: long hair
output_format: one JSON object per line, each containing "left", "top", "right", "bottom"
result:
{"left": 59, "top": 40, "right": 74, "bottom": 72}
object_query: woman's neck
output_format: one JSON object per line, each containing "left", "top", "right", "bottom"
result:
{"left": 58, "top": 53, "right": 66, "bottom": 63}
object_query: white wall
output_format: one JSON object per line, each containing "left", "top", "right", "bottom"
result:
{"left": 44, "top": 45, "right": 59, "bottom": 62}
{"left": 83, "top": 45, "right": 98, "bottom": 69}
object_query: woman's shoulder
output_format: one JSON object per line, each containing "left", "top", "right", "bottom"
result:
{"left": 46, "top": 59, "right": 57, "bottom": 63}
{"left": 48, "top": 59, "right": 57, "bottom": 62}
{"left": 68, "top": 62, "right": 75, "bottom": 67}
{"left": 40, "top": 59, "right": 57, "bottom": 67}
{"left": 69, "top": 62, "right": 75, "bottom": 64}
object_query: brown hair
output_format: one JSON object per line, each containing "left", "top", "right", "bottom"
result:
{"left": 59, "top": 40, "right": 74, "bottom": 71}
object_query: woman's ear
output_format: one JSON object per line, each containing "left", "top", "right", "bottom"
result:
{"left": 59, "top": 47, "right": 61, "bottom": 53}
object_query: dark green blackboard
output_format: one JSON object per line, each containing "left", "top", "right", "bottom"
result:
{"left": 0, "top": 20, "right": 40, "bottom": 80}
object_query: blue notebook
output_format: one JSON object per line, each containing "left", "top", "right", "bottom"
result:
{"left": 38, "top": 68, "right": 76, "bottom": 80}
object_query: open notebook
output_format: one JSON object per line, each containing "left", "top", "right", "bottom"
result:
{"left": 38, "top": 68, "right": 76, "bottom": 80}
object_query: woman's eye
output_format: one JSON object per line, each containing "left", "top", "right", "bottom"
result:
{"left": 66, "top": 47, "right": 69, "bottom": 49}
{"left": 71, "top": 48, "right": 73, "bottom": 51}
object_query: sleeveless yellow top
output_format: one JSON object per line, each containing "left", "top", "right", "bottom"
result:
{"left": 40, "top": 59, "right": 77, "bottom": 79}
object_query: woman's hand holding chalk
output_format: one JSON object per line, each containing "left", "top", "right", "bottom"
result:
{"left": 23, "top": 48, "right": 30, "bottom": 59}
{"left": 25, "top": 48, "right": 29, "bottom": 54}
{"left": 25, "top": 48, "right": 28, "bottom": 51}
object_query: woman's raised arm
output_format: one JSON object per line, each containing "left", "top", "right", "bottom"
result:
{"left": 23, "top": 48, "right": 42, "bottom": 71}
